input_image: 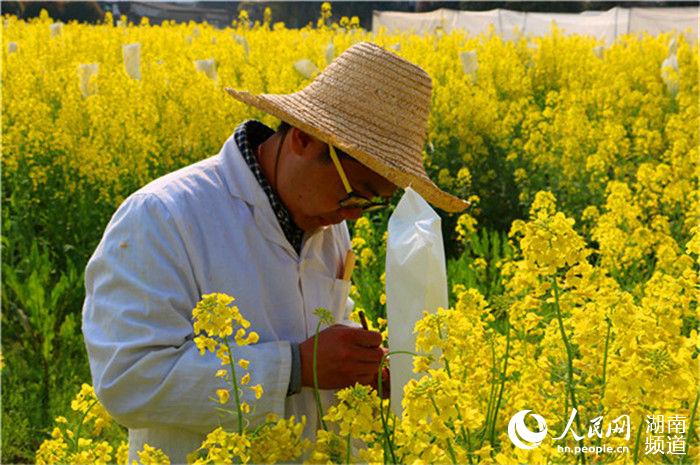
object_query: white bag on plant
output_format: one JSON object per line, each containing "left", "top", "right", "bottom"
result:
{"left": 232, "top": 34, "right": 249, "bottom": 56}
{"left": 293, "top": 59, "right": 318, "bottom": 79}
{"left": 194, "top": 59, "right": 218, "bottom": 82}
{"left": 325, "top": 41, "right": 335, "bottom": 64}
{"left": 661, "top": 54, "right": 679, "bottom": 98}
{"left": 123, "top": 43, "right": 141, "bottom": 80}
{"left": 77, "top": 63, "right": 99, "bottom": 97}
{"left": 460, "top": 50, "right": 478, "bottom": 79}
{"left": 50, "top": 22, "right": 63, "bottom": 37}
{"left": 385, "top": 187, "right": 448, "bottom": 417}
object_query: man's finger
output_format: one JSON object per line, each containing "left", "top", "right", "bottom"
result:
{"left": 350, "top": 346, "right": 385, "bottom": 364}
{"left": 346, "top": 361, "right": 384, "bottom": 378}
{"left": 356, "top": 373, "right": 375, "bottom": 386}
{"left": 349, "top": 328, "right": 382, "bottom": 348}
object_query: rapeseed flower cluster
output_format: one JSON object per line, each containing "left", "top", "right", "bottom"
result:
{"left": 191, "top": 293, "right": 262, "bottom": 429}
{"left": 191, "top": 418, "right": 309, "bottom": 465}
{"left": 325, "top": 384, "right": 384, "bottom": 441}
{"left": 37, "top": 242, "right": 700, "bottom": 465}
{"left": 137, "top": 444, "right": 171, "bottom": 465}
{"left": 35, "top": 384, "right": 131, "bottom": 465}
{"left": 190, "top": 294, "right": 309, "bottom": 464}
{"left": 349, "top": 216, "right": 390, "bottom": 325}
{"left": 19, "top": 2, "right": 698, "bottom": 463}
{"left": 3, "top": 4, "right": 696, "bottom": 259}
{"left": 493, "top": 192, "right": 698, "bottom": 464}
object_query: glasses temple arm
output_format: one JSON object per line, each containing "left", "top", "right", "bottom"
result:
{"left": 328, "top": 145, "right": 353, "bottom": 193}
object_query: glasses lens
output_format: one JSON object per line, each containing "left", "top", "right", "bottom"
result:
{"left": 340, "top": 196, "right": 388, "bottom": 212}
{"left": 340, "top": 197, "right": 371, "bottom": 209}
{"left": 362, "top": 204, "right": 385, "bottom": 213}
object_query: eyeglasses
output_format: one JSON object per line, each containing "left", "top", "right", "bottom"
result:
{"left": 328, "top": 145, "right": 390, "bottom": 212}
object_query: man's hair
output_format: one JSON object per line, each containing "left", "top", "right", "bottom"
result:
{"left": 277, "top": 121, "right": 291, "bottom": 133}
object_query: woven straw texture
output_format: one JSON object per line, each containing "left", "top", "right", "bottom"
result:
{"left": 226, "top": 41, "right": 468, "bottom": 212}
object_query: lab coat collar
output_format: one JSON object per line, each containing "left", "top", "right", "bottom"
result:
{"left": 217, "top": 134, "right": 300, "bottom": 257}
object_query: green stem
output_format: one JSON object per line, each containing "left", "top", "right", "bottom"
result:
{"left": 551, "top": 278, "right": 585, "bottom": 465}
{"left": 429, "top": 395, "right": 458, "bottom": 465}
{"left": 435, "top": 318, "right": 471, "bottom": 449}
{"left": 564, "top": 389, "right": 568, "bottom": 430}
{"left": 466, "top": 428, "right": 474, "bottom": 465}
{"left": 600, "top": 317, "right": 611, "bottom": 395}
{"left": 378, "top": 350, "right": 415, "bottom": 465}
{"left": 377, "top": 353, "right": 394, "bottom": 465}
{"left": 683, "top": 390, "right": 700, "bottom": 460}
{"left": 461, "top": 348, "right": 470, "bottom": 385}
{"left": 445, "top": 439, "right": 459, "bottom": 465}
{"left": 382, "top": 429, "right": 389, "bottom": 465}
{"left": 480, "top": 336, "right": 498, "bottom": 448}
{"left": 346, "top": 431, "right": 352, "bottom": 464}
{"left": 224, "top": 339, "right": 244, "bottom": 435}
{"left": 489, "top": 318, "right": 511, "bottom": 446}
{"left": 632, "top": 416, "right": 644, "bottom": 465}
{"left": 71, "top": 399, "right": 99, "bottom": 453}
{"left": 390, "top": 411, "right": 398, "bottom": 457}
{"left": 597, "top": 317, "right": 612, "bottom": 449}
{"left": 312, "top": 321, "right": 327, "bottom": 431}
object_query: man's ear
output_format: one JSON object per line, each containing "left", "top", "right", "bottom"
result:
{"left": 288, "top": 127, "right": 325, "bottom": 159}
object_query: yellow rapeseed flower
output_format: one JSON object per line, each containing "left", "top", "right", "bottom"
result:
{"left": 216, "top": 389, "right": 229, "bottom": 404}
{"left": 250, "top": 384, "right": 263, "bottom": 400}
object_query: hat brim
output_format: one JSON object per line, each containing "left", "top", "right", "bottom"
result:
{"left": 226, "top": 87, "right": 470, "bottom": 213}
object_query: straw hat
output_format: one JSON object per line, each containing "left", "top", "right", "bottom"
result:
{"left": 225, "top": 41, "right": 469, "bottom": 213}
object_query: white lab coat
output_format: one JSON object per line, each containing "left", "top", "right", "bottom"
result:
{"left": 82, "top": 133, "right": 356, "bottom": 463}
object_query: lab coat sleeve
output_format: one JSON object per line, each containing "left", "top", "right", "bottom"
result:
{"left": 82, "top": 193, "right": 291, "bottom": 434}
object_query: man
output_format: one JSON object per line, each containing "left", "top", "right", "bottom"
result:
{"left": 82, "top": 42, "right": 468, "bottom": 463}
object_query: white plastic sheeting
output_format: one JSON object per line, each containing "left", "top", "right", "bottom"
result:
{"left": 521, "top": 9, "right": 624, "bottom": 44}
{"left": 373, "top": 8, "right": 459, "bottom": 35}
{"left": 373, "top": 7, "right": 698, "bottom": 45}
{"left": 629, "top": 7, "right": 698, "bottom": 41}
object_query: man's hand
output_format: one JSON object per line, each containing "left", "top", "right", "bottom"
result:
{"left": 299, "top": 324, "right": 386, "bottom": 391}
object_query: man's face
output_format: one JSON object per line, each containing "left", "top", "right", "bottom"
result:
{"left": 277, "top": 127, "right": 397, "bottom": 233}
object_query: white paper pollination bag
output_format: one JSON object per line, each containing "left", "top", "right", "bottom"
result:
{"left": 385, "top": 187, "right": 448, "bottom": 416}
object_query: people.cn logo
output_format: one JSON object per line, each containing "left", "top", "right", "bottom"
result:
{"left": 508, "top": 410, "right": 548, "bottom": 449}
